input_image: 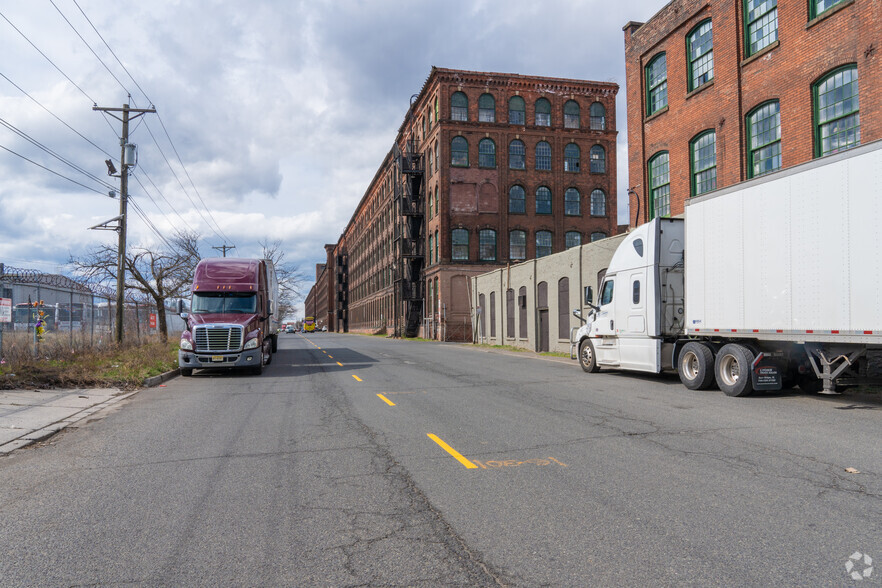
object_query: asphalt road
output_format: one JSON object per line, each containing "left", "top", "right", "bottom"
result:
{"left": 1, "top": 332, "right": 880, "bottom": 586}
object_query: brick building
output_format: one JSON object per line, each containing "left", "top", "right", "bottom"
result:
{"left": 624, "top": 0, "right": 881, "bottom": 226}
{"left": 306, "top": 67, "right": 619, "bottom": 340}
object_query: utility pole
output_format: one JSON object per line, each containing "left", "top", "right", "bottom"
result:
{"left": 212, "top": 244, "right": 236, "bottom": 257}
{"left": 92, "top": 100, "right": 156, "bottom": 344}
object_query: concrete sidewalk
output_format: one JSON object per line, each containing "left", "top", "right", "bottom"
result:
{"left": 0, "top": 388, "right": 138, "bottom": 454}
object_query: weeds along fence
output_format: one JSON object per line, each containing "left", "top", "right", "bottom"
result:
{"left": 0, "top": 265, "right": 183, "bottom": 362}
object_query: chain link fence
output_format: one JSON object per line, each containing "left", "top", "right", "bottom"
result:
{"left": 0, "top": 264, "right": 181, "bottom": 362}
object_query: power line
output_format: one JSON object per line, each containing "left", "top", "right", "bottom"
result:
{"left": 71, "top": 0, "right": 152, "bottom": 105}
{"left": 140, "top": 120, "right": 231, "bottom": 244}
{"left": 0, "top": 142, "right": 107, "bottom": 196}
{"left": 0, "top": 9, "right": 120, "bottom": 139}
{"left": 131, "top": 171, "right": 196, "bottom": 234}
{"left": 0, "top": 71, "right": 116, "bottom": 160}
{"left": 64, "top": 0, "right": 233, "bottom": 246}
{"left": 0, "top": 116, "right": 116, "bottom": 191}
{"left": 48, "top": 0, "right": 130, "bottom": 97}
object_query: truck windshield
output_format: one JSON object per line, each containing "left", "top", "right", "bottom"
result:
{"left": 191, "top": 293, "right": 257, "bottom": 314}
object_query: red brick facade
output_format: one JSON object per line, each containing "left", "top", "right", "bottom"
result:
{"left": 314, "top": 67, "right": 619, "bottom": 340}
{"left": 624, "top": 0, "right": 881, "bottom": 226}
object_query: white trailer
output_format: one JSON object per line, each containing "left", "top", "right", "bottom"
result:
{"left": 573, "top": 140, "right": 882, "bottom": 396}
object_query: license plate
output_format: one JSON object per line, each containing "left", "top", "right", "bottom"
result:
{"left": 211, "top": 355, "right": 224, "bottom": 362}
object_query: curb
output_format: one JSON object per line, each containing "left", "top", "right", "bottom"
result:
{"left": 0, "top": 390, "right": 138, "bottom": 454}
{"left": 143, "top": 368, "right": 180, "bottom": 388}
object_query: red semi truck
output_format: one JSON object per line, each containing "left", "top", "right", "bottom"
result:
{"left": 177, "top": 258, "right": 280, "bottom": 375}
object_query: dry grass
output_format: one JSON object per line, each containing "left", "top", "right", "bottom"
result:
{"left": 0, "top": 332, "right": 178, "bottom": 390}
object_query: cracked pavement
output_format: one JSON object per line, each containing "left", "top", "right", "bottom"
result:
{"left": 1, "top": 332, "right": 880, "bottom": 586}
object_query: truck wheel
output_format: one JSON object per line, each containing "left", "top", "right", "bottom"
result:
{"left": 714, "top": 343, "right": 755, "bottom": 397}
{"left": 180, "top": 368, "right": 193, "bottom": 377}
{"left": 678, "top": 342, "right": 715, "bottom": 390}
{"left": 271, "top": 334, "right": 278, "bottom": 353}
{"left": 578, "top": 339, "right": 600, "bottom": 373}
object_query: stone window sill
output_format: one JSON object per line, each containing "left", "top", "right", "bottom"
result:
{"left": 742, "top": 40, "right": 780, "bottom": 67}
{"left": 686, "top": 79, "right": 714, "bottom": 100}
{"left": 806, "top": 0, "right": 854, "bottom": 29}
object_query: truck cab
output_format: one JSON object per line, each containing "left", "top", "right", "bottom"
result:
{"left": 178, "top": 258, "right": 278, "bottom": 376}
{"left": 576, "top": 218, "right": 685, "bottom": 373}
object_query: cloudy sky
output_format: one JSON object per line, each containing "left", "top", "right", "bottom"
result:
{"left": 0, "top": 0, "right": 661, "bottom": 318}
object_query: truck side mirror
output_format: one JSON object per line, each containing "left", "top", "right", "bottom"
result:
{"left": 267, "top": 299, "right": 274, "bottom": 316}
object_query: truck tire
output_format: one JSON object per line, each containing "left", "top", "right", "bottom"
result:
{"left": 180, "top": 368, "right": 193, "bottom": 377}
{"left": 271, "top": 334, "right": 278, "bottom": 353}
{"left": 714, "top": 343, "right": 755, "bottom": 397}
{"left": 678, "top": 342, "right": 716, "bottom": 390}
{"left": 578, "top": 339, "right": 600, "bottom": 373}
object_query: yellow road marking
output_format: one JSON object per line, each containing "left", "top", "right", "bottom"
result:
{"left": 327, "top": 355, "right": 333, "bottom": 359}
{"left": 352, "top": 375, "right": 362, "bottom": 382}
{"left": 377, "top": 394, "right": 395, "bottom": 406}
{"left": 427, "top": 434, "right": 477, "bottom": 469}
{"left": 337, "top": 362, "right": 343, "bottom": 367}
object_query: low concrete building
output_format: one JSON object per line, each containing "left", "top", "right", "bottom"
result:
{"left": 470, "top": 232, "right": 626, "bottom": 354}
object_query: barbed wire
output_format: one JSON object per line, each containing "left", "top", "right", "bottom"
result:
{"left": 0, "top": 265, "right": 155, "bottom": 303}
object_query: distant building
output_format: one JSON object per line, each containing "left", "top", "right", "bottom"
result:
{"left": 624, "top": 0, "right": 881, "bottom": 226}
{"left": 307, "top": 66, "right": 619, "bottom": 341}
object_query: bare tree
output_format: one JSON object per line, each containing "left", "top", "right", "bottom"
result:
{"left": 70, "top": 232, "right": 201, "bottom": 341}
{"left": 259, "top": 239, "right": 306, "bottom": 321}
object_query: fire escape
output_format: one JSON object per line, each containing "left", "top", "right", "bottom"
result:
{"left": 393, "top": 138, "right": 425, "bottom": 337}
{"left": 335, "top": 252, "right": 348, "bottom": 332}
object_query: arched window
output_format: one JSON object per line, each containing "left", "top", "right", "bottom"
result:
{"left": 590, "top": 102, "right": 606, "bottom": 130}
{"left": 646, "top": 53, "right": 667, "bottom": 115}
{"left": 690, "top": 130, "right": 717, "bottom": 195}
{"left": 452, "top": 228, "right": 469, "bottom": 260}
{"left": 434, "top": 185, "right": 439, "bottom": 217}
{"left": 590, "top": 232, "right": 607, "bottom": 242}
{"left": 590, "top": 145, "right": 606, "bottom": 173}
{"left": 435, "top": 229, "right": 439, "bottom": 263}
{"left": 478, "top": 93, "right": 496, "bottom": 122}
{"left": 536, "top": 141, "right": 551, "bottom": 170}
{"left": 810, "top": 0, "right": 846, "bottom": 19}
{"left": 565, "top": 188, "right": 580, "bottom": 216}
{"left": 518, "top": 286, "right": 528, "bottom": 338}
{"left": 590, "top": 189, "right": 606, "bottom": 216}
{"left": 428, "top": 234, "right": 434, "bottom": 265}
{"left": 509, "top": 96, "right": 525, "bottom": 125}
{"left": 451, "top": 91, "right": 468, "bottom": 121}
{"left": 687, "top": 20, "right": 714, "bottom": 91}
{"left": 508, "top": 185, "right": 526, "bottom": 214}
{"left": 747, "top": 100, "right": 781, "bottom": 178}
{"left": 565, "top": 232, "right": 581, "bottom": 249}
{"left": 536, "top": 186, "right": 552, "bottom": 214}
{"left": 564, "top": 143, "right": 580, "bottom": 172}
{"left": 451, "top": 136, "right": 469, "bottom": 167}
{"left": 814, "top": 65, "right": 860, "bottom": 157}
{"left": 564, "top": 100, "right": 580, "bottom": 129}
{"left": 535, "top": 98, "right": 551, "bottom": 126}
{"left": 648, "top": 151, "right": 670, "bottom": 219}
{"left": 745, "top": 0, "right": 778, "bottom": 56}
{"left": 536, "top": 230, "right": 553, "bottom": 257}
{"left": 478, "top": 138, "right": 496, "bottom": 168}
{"left": 428, "top": 188, "right": 433, "bottom": 218}
{"left": 479, "top": 229, "right": 497, "bottom": 261}
{"left": 509, "top": 139, "right": 526, "bottom": 169}
{"left": 510, "top": 230, "right": 526, "bottom": 260}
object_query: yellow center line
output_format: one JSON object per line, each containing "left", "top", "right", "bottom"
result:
{"left": 327, "top": 355, "right": 333, "bottom": 359}
{"left": 337, "top": 362, "right": 343, "bottom": 367}
{"left": 377, "top": 394, "right": 395, "bottom": 406}
{"left": 427, "top": 434, "right": 477, "bottom": 469}
{"left": 352, "top": 375, "right": 362, "bottom": 382}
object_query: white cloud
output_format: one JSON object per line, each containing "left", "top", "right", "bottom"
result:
{"left": 0, "top": 0, "right": 662, "bottom": 304}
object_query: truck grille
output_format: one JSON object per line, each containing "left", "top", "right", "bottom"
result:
{"left": 194, "top": 325, "right": 243, "bottom": 352}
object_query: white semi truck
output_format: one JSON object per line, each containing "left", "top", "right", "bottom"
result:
{"left": 573, "top": 140, "right": 882, "bottom": 396}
